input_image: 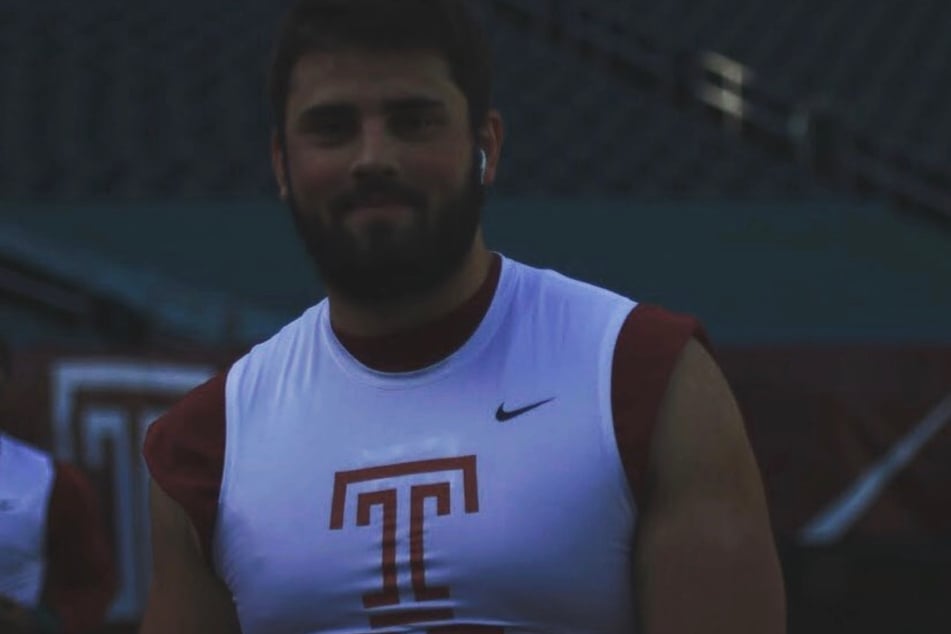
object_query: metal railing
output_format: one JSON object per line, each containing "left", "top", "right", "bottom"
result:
{"left": 491, "top": 0, "right": 951, "bottom": 228}
{"left": 0, "top": 219, "right": 286, "bottom": 347}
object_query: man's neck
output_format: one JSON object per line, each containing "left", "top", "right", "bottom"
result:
{"left": 327, "top": 235, "right": 494, "bottom": 338}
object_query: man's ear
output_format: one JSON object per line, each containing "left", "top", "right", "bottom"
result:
{"left": 271, "top": 129, "right": 289, "bottom": 201}
{"left": 477, "top": 109, "right": 505, "bottom": 186}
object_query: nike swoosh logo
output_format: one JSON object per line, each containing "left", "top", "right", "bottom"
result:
{"left": 495, "top": 398, "right": 555, "bottom": 422}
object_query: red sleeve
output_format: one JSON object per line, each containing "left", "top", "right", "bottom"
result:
{"left": 142, "top": 372, "right": 227, "bottom": 565}
{"left": 611, "top": 303, "right": 710, "bottom": 503}
{"left": 44, "top": 463, "right": 118, "bottom": 634}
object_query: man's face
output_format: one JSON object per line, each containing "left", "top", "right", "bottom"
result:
{"left": 275, "top": 49, "right": 486, "bottom": 304}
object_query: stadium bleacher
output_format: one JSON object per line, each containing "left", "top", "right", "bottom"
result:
{"left": 0, "top": 0, "right": 895, "bottom": 201}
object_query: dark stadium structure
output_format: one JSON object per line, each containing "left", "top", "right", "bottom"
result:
{"left": 0, "top": 0, "right": 948, "bottom": 219}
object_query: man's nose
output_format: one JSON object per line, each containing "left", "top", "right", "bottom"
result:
{"left": 350, "top": 120, "right": 400, "bottom": 181}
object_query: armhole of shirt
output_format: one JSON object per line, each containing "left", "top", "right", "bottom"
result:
{"left": 610, "top": 304, "right": 710, "bottom": 506}
{"left": 143, "top": 372, "right": 227, "bottom": 566}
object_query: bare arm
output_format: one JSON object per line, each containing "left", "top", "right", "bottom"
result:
{"left": 139, "top": 480, "right": 241, "bottom": 634}
{"left": 635, "top": 339, "right": 786, "bottom": 634}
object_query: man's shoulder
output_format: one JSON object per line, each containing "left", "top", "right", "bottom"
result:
{"left": 501, "top": 255, "right": 709, "bottom": 352}
{"left": 505, "top": 256, "right": 636, "bottom": 311}
{"left": 233, "top": 300, "right": 326, "bottom": 371}
{"left": 145, "top": 373, "right": 229, "bottom": 468}
{"left": 163, "top": 372, "right": 229, "bottom": 420}
{"left": 146, "top": 300, "right": 323, "bottom": 435}
{"left": 0, "top": 431, "right": 51, "bottom": 463}
{"left": 621, "top": 303, "right": 709, "bottom": 343}
{"left": 48, "top": 459, "right": 99, "bottom": 516}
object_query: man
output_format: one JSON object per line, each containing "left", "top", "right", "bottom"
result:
{"left": 0, "top": 339, "right": 118, "bottom": 634}
{"left": 142, "top": 1, "right": 786, "bottom": 632}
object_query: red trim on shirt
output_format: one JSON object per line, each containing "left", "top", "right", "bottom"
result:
{"left": 610, "top": 304, "right": 709, "bottom": 504}
{"left": 44, "top": 462, "right": 117, "bottom": 634}
{"left": 334, "top": 253, "right": 502, "bottom": 372}
{"left": 143, "top": 373, "right": 228, "bottom": 564}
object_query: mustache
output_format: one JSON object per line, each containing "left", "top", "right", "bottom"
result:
{"left": 329, "top": 178, "right": 428, "bottom": 218}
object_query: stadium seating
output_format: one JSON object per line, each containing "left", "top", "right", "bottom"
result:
{"left": 0, "top": 0, "right": 840, "bottom": 201}
{"left": 1, "top": 0, "right": 947, "bottom": 204}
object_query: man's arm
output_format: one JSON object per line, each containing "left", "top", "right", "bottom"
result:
{"left": 42, "top": 463, "right": 117, "bottom": 634}
{"left": 635, "top": 339, "right": 786, "bottom": 634}
{"left": 139, "top": 481, "right": 241, "bottom": 634}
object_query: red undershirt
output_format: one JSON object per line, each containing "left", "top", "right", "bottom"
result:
{"left": 43, "top": 462, "right": 117, "bottom": 634}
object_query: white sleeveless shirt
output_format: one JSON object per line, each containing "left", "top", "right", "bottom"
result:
{"left": 0, "top": 432, "right": 54, "bottom": 608}
{"left": 215, "top": 257, "right": 639, "bottom": 633}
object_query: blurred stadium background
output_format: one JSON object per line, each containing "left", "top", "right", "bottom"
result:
{"left": 1, "top": 0, "right": 950, "bottom": 632}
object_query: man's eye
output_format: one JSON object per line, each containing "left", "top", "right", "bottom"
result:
{"left": 391, "top": 112, "right": 441, "bottom": 136}
{"left": 305, "top": 118, "right": 355, "bottom": 143}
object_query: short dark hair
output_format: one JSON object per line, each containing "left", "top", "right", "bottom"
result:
{"left": 268, "top": 0, "right": 493, "bottom": 140}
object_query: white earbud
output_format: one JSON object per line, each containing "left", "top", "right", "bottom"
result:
{"left": 478, "top": 149, "right": 487, "bottom": 184}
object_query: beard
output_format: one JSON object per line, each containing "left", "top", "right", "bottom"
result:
{"left": 287, "top": 161, "right": 484, "bottom": 306}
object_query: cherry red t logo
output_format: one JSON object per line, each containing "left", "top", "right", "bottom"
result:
{"left": 330, "top": 456, "right": 480, "bottom": 629}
